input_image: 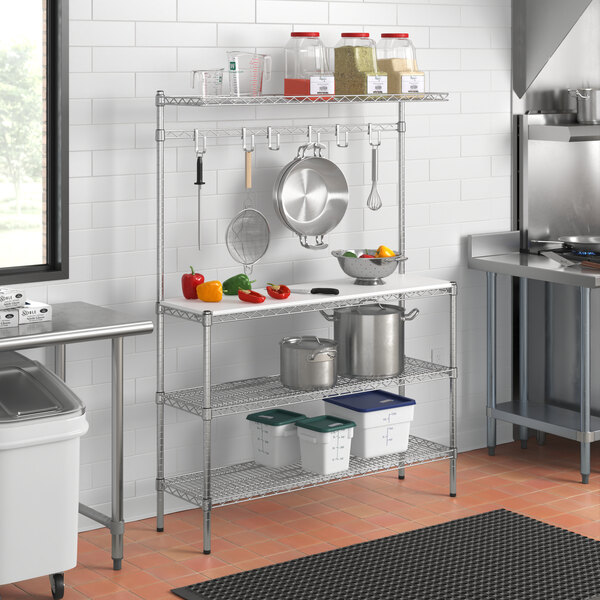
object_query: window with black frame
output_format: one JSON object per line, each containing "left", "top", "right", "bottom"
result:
{"left": 0, "top": 0, "right": 68, "bottom": 284}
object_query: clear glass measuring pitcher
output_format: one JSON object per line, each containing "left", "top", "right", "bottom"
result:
{"left": 227, "top": 51, "right": 272, "bottom": 97}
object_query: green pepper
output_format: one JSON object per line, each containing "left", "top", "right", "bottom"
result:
{"left": 343, "top": 251, "right": 357, "bottom": 258}
{"left": 222, "top": 273, "right": 255, "bottom": 295}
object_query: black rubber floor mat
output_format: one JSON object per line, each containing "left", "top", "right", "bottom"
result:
{"left": 172, "top": 509, "right": 600, "bottom": 600}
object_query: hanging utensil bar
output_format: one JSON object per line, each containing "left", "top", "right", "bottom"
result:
{"left": 193, "top": 129, "right": 207, "bottom": 250}
{"left": 165, "top": 122, "right": 399, "bottom": 142}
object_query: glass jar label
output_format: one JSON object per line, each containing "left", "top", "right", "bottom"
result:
{"left": 401, "top": 75, "right": 425, "bottom": 93}
{"left": 310, "top": 75, "right": 335, "bottom": 95}
{"left": 367, "top": 75, "right": 388, "bottom": 95}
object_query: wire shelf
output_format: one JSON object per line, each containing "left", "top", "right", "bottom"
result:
{"left": 160, "top": 286, "right": 453, "bottom": 325}
{"left": 158, "top": 93, "right": 449, "bottom": 107}
{"left": 164, "top": 436, "right": 453, "bottom": 507}
{"left": 160, "top": 357, "right": 452, "bottom": 418}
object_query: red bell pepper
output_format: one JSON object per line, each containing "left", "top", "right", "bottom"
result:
{"left": 360, "top": 254, "right": 376, "bottom": 258}
{"left": 266, "top": 284, "right": 291, "bottom": 300}
{"left": 181, "top": 266, "right": 205, "bottom": 299}
{"left": 238, "top": 289, "right": 266, "bottom": 303}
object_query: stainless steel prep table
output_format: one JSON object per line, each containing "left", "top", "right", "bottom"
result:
{"left": 0, "top": 301, "right": 153, "bottom": 570}
{"left": 469, "top": 231, "right": 600, "bottom": 483}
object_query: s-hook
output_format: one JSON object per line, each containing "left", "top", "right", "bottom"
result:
{"left": 267, "top": 126, "right": 280, "bottom": 151}
{"left": 194, "top": 129, "right": 207, "bottom": 249}
{"left": 242, "top": 127, "right": 256, "bottom": 153}
{"left": 335, "top": 125, "right": 349, "bottom": 148}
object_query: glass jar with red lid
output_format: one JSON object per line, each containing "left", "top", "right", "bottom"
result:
{"left": 284, "top": 32, "right": 334, "bottom": 97}
{"left": 334, "top": 33, "right": 387, "bottom": 95}
{"left": 377, "top": 33, "right": 425, "bottom": 94}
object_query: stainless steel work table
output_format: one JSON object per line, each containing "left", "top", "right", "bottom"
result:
{"left": 0, "top": 301, "right": 154, "bottom": 570}
{"left": 469, "top": 231, "right": 600, "bottom": 483}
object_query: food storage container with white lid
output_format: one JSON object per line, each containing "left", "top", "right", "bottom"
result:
{"left": 0, "top": 351, "right": 88, "bottom": 596}
{"left": 334, "top": 33, "right": 387, "bottom": 95}
{"left": 376, "top": 33, "right": 425, "bottom": 94}
{"left": 284, "top": 32, "right": 334, "bottom": 97}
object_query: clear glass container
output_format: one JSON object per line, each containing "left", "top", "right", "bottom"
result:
{"left": 284, "top": 32, "right": 333, "bottom": 97}
{"left": 334, "top": 33, "right": 386, "bottom": 95}
{"left": 376, "top": 33, "right": 425, "bottom": 94}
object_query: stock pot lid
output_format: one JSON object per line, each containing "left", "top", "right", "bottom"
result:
{"left": 336, "top": 303, "right": 401, "bottom": 316}
{"left": 280, "top": 335, "right": 337, "bottom": 350}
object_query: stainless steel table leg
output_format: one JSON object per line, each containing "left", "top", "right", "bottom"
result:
{"left": 449, "top": 283, "right": 457, "bottom": 497}
{"left": 519, "top": 278, "right": 529, "bottom": 448}
{"left": 487, "top": 273, "right": 497, "bottom": 456}
{"left": 111, "top": 337, "right": 124, "bottom": 569}
{"left": 54, "top": 344, "right": 66, "bottom": 380}
{"left": 580, "top": 287, "right": 591, "bottom": 485}
{"left": 202, "top": 311, "right": 213, "bottom": 554}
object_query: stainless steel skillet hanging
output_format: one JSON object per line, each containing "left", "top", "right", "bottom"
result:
{"left": 273, "top": 143, "right": 348, "bottom": 250}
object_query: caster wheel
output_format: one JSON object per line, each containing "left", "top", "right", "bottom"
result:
{"left": 50, "top": 573, "right": 64, "bottom": 600}
{"left": 488, "top": 447, "right": 495, "bottom": 456}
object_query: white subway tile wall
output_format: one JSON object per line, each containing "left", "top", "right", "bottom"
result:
{"left": 37, "top": 0, "right": 514, "bottom": 525}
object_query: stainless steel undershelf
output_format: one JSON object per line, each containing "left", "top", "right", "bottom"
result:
{"left": 164, "top": 436, "right": 453, "bottom": 507}
{"left": 468, "top": 232, "right": 600, "bottom": 287}
{"left": 490, "top": 402, "right": 600, "bottom": 442}
{"left": 528, "top": 123, "right": 600, "bottom": 142}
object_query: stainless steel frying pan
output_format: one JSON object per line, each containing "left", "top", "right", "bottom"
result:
{"left": 273, "top": 143, "right": 348, "bottom": 250}
{"left": 531, "top": 235, "right": 600, "bottom": 252}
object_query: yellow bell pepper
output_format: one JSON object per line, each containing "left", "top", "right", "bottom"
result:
{"left": 376, "top": 245, "right": 395, "bottom": 258}
{"left": 196, "top": 280, "right": 223, "bottom": 302}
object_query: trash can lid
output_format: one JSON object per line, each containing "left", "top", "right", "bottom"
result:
{"left": 296, "top": 415, "right": 356, "bottom": 433}
{"left": 0, "top": 352, "right": 84, "bottom": 423}
{"left": 324, "top": 390, "right": 416, "bottom": 412}
{"left": 246, "top": 408, "right": 306, "bottom": 426}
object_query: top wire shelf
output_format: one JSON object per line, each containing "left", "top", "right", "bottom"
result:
{"left": 157, "top": 92, "right": 449, "bottom": 107}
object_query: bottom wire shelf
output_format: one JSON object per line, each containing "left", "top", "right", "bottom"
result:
{"left": 164, "top": 436, "right": 453, "bottom": 508}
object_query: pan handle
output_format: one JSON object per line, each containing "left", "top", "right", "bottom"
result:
{"left": 300, "top": 234, "right": 328, "bottom": 250}
{"left": 297, "top": 142, "right": 326, "bottom": 159}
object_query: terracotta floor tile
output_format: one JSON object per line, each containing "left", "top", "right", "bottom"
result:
{"left": 217, "top": 547, "right": 260, "bottom": 565}
{"left": 179, "top": 554, "right": 227, "bottom": 572}
{"left": 144, "top": 561, "right": 195, "bottom": 582}
{"left": 278, "top": 532, "right": 322, "bottom": 549}
{"left": 245, "top": 539, "right": 291, "bottom": 556}
{"left": 202, "top": 565, "right": 242, "bottom": 580}
{"left": 74, "top": 579, "right": 125, "bottom": 598}
{"left": 233, "top": 557, "right": 275, "bottom": 571}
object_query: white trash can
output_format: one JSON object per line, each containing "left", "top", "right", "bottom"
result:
{"left": 324, "top": 390, "right": 415, "bottom": 458}
{"left": 296, "top": 415, "right": 355, "bottom": 475}
{"left": 246, "top": 408, "right": 306, "bottom": 468}
{"left": 0, "top": 351, "right": 88, "bottom": 599}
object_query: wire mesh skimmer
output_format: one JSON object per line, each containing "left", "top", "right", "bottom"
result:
{"left": 226, "top": 148, "right": 270, "bottom": 275}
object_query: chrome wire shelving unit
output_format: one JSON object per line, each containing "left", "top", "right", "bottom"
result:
{"left": 155, "top": 90, "right": 456, "bottom": 555}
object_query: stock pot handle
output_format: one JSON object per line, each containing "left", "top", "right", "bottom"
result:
{"left": 308, "top": 349, "right": 337, "bottom": 362}
{"left": 300, "top": 235, "right": 328, "bottom": 250}
{"left": 401, "top": 308, "right": 419, "bottom": 321}
{"left": 568, "top": 88, "right": 591, "bottom": 99}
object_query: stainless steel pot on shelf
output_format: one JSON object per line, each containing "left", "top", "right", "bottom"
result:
{"left": 320, "top": 303, "right": 419, "bottom": 378}
{"left": 279, "top": 336, "right": 338, "bottom": 391}
{"left": 568, "top": 88, "right": 600, "bottom": 125}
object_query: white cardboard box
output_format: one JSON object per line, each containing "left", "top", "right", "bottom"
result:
{"left": 0, "top": 288, "right": 26, "bottom": 309}
{"left": 0, "top": 309, "right": 19, "bottom": 328}
{"left": 18, "top": 301, "right": 52, "bottom": 324}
